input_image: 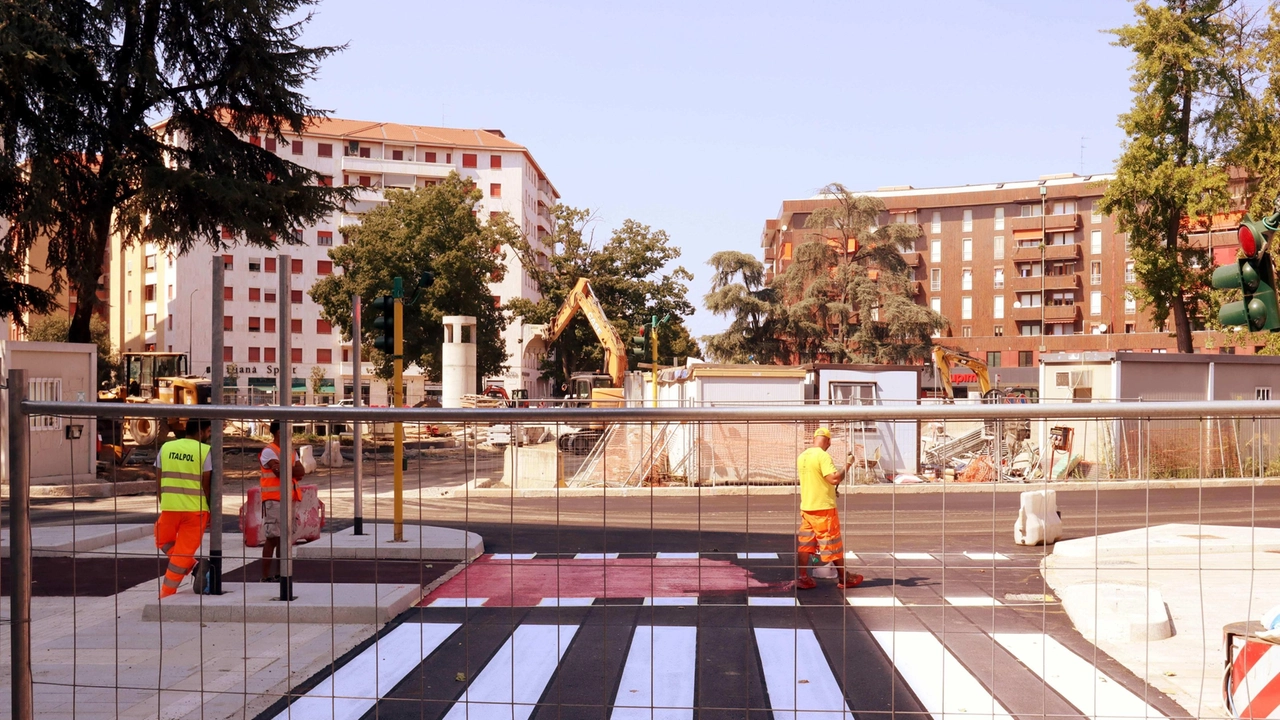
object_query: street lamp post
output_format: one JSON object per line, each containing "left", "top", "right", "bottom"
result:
{"left": 188, "top": 287, "right": 200, "bottom": 358}
{"left": 1039, "top": 184, "right": 1047, "bottom": 354}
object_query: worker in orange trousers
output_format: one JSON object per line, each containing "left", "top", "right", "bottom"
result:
{"left": 153, "top": 419, "right": 213, "bottom": 597}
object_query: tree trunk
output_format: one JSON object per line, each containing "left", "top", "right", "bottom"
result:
{"left": 67, "top": 214, "right": 111, "bottom": 344}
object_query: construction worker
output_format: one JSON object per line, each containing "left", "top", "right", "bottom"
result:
{"left": 259, "top": 420, "right": 304, "bottom": 582}
{"left": 153, "top": 419, "right": 212, "bottom": 597}
{"left": 795, "top": 427, "right": 863, "bottom": 590}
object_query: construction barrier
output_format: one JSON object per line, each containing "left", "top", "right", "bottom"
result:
{"left": 237, "top": 484, "right": 326, "bottom": 547}
{"left": 1226, "top": 622, "right": 1280, "bottom": 718}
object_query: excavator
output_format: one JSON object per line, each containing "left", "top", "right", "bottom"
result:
{"left": 538, "top": 278, "right": 629, "bottom": 453}
{"left": 930, "top": 347, "right": 997, "bottom": 402}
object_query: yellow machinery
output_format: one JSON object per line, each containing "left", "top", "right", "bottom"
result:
{"left": 540, "top": 278, "right": 628, "bottom": 408}
{"left": 99, "top": 352, "right": 211, "bottom": 446}
{"left": 931, "top": 346, "right": 994, "bottom": 401}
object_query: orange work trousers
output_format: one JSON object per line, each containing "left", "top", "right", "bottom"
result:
{"left": 154, "top": 510, "right": 208, "bottom": 597}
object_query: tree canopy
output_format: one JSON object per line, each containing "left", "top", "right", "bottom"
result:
{"left": 508, "top": 206, "right": 699, "bottom": 390}
{"left": 310, "top": 174, "right": 513, "bottom": 382}
{"left": 703, "top": 250, "right": 782, "bottom": 364}
{"left": 27, "top": 314, "right": 118, "bottom": 387}
{"left": 0, "top": 0, "right": 349, "bottom": 342}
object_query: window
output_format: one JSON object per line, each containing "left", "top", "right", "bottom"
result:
{"left": 358, "top": 175, "right": 371, "bottom": 187}
{"left": 291, "top": 290, "right": 303, "bottom": 304}
{"left": 223, "top": 346, "right": 234, "bottom": 362}
{"left": 1091, "top": 230, "right": 1102, "bottom": 254}
{"left": 490, "top": 183, "right": 502, "bottom": 198}
{"left": 167, "top": 315, "right": 173, "bottom": 330}
{"left": 223, "top": 254, "right": 234, "bottom": 270}
{"left": 145, "top": 254, "right": 157, "bottom": 271}
{"left": 223, "top": 315, "right": 233, "bottom": 331}
{"left": 249, "top": 258, "right": 262, "bottom": 272}
{"left": 292, "top": 229, "right": 304, "bottom": 244}
{"left": 1019, "top": 350, "right": 1033, "bottom": 367}
{"left": 291, "top": 258, "right": 303, "bottom": 274}
{"left": 291, "top": 318, "right": 302, "bottom": 333}
{"left": 265, "top": 317, "right": 276, "bottom": 332}
{"left": 1020, "top": 323, "right": 1042, "bottom": 337}
{"left": 1090, "top": 261, "right": 1102, "bottom": 285}
{"left": 993, "top": 235, "right": 1005, "bottom": 260}
{"left": 221, "top": 226, "right": 233, "bottom": 240}
{"left": 1125, "top": 260, "right": 1135, "bottom": 283}
{"left": 291, "top": 348, "right": 303, "bottom": 363}
{"left": 962, "top": 238, "right": 972, "bottom": 261}
{"left": 317, "top": 231, "right": 333, "bottom": 246}
{"left": 146, "top": 314, "right": 157, "bottom": 331}
{"left": 264, "top": 291, "right": 276, "bottom": 304}
{"left": 317, "top": 143, "right": 333, "bottom": 157}
{"left": 1256, "top": 387, "right": 1272, "bottom": 402}
{"left": 930, "top": 239, "right": 941, "bottom": 263}
{"left": 224, "top": 286, "right": 233, "bottom": 301}
{"left": 994, "top": 295, "right": 1005, "bottom": 319}
{"left": 1021, "top": 204, "right": 1042, "bottom": 217}
{"left": 168, "top": 285, "right": 175, "bottom": 300}
{"left": 249, "top": 347, "right": 261, "bottom": 362}
{"left": 930, "top": 297, "right": 941, "bottom": 313}
{"left": 264, "top": 347, "right": 276, "bottom": 363}
{"left": 994, "top": 207, "right": 1005, "bottom": 231}
{"left": 358, "top": 146, "right": 370, "bottom": 158}
{"left": 962, "top": 209, "right": 973, "bottom": 232}
{"left": 994, "top": 324, "right": 1004, "bottom": 336}
{"left": 930, "top": 211, "right": 941, "bottom": 234}
{"left": 961, "top": 297, "right": 973, "bottom": 320}
{"left": 317, "top": 260, "right": 333, "bottom": 275}
{"left": 987, "top": 351, "right": 1001, "bottom": 367}
{"left": 317, "top": 348, "right": 333, "bottom": 364}
{"left": 144, "top": 284, "right": 156, "bottom": 302}
{"left": 1049, "top": 231, "right": 1076, "bottom": 246}
{"left": 961, "top": 269, "right": 972, "bottom": 290}
{"left": 1017, "top": 292, "right": 1042, "bottom": 308}
{"left": 249, "top": 135, "right": 261, "bottom": 147}
{"left": 1090, "top": 291, "right": 1102, "bottom": 316}
{"left": 423, "top": 151, "right": 437, "bottom": 163}
{"left": 1125, "top": 292, "right": 1136, "bottom": 314}
{"left": 342, "top": 348, "right": 350, "bottom": 363}
{"left": 249, "top": 317, "right": 261, "bottom": 332}
{"left": 127, "top": 289, "right": 133, "bottom": 304}
{"left": 317, "top": 319, "right": 332, "bottom": 334}
{"left": 265, "top": 257, "right": 277, "bottom": 273}
{"left": 1125, "top": 322, "right": 1137, "bottom": 334}
{"left": 1091, "top": 203, "right": 1103, "bottom": 223}
{"left": 292, "top": 140, "right": 303, "bottom": 156}
{"left": 490, "top": 155, "right": 502, "bottom": 169}
{"left": 392, "top": 149, "right": 404, "bottom": 161}
{"left": 317, "top": 175, "right": 333, "bottom": 187}
{"left": 265, "top": 137, "right": 276, "bottom": 153}
{"left": 930, "top": 268, "right": 942, "bottom": 292}
{"left": 462, "top": 153, "right": 478, "bottom": 168}
{"left": 994, "top": 267, "right": 1005, "bottom": 289}
{"left": 829, "top": 382, "right": 878, "bottom": 427}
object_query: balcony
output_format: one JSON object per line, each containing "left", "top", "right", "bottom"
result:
{"left": 912, "top": 280, "right": 924, "bottom": 296}
{"left": 1009, "top": 213, "right": 1080, "bottom": 233}
{"left": 341, "top": 155, "right": 455, "bottom": 179}
{"left": 764, "top": 247, "right": 776, "bottom": 261}
{"left": 900, "top": 251, "right": 922, "bottom": 267}
{"left": 1007, "top": 274, "right": 1044, "bottom": 292}
{"left": 1045, "top": 243, "right": 1082, "bottom": 261}
{"left": 1042, "top": 273, "right": 1081, "bottom": 291}
{"left": 1044, "top": 304, "right": 1081, "bottom": 323}
{"left": 1011, "top": 304, "right": 1042, "bottom": 321}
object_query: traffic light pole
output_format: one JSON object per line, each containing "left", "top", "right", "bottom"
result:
{"left": 651, "top": 319, "right": 659, "bottom": 408}
{"left": 392, "top": 277, "right": 405, "bottom": 542}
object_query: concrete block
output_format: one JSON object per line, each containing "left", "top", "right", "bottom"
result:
{"left": 1014, "top": 489, "right": 1062, "bottom": 546}
{"left": 1052, "top": 523, "right": 1280, "bottom": 559}
{"left": 1060, "top": 582, "right": 1173, "bottom": 643}
{"left": 501, "top": 440, "right": 560, "bottom": 489}
{"left": 292, "top": 523, "right": 483, "bottom": 562}
{"left": 0, "top": 523, "right": 153, "bottom": 558}
{"left": 140, "top": 582, "right": 423, "bottom": 624}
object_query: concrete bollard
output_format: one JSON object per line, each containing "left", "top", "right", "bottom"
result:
{"left": 319, "top": 438, "right": 344, "bottom": 468}
{"left": 1014, "top": 489, "right": 1062, "bottom": 546}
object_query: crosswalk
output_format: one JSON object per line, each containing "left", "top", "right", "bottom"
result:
{"left": 266, "top": 601, "right": 1185, "bottom": 720}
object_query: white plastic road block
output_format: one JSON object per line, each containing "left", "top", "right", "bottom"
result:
{"left": 1014, "top": 489, "right": 1062, "bottom": 546}
{"left": 237, "top": 485, "right": 326, "bottom": 547}
{"left": 319, "top": 438, "right": 344, "bottom": 468}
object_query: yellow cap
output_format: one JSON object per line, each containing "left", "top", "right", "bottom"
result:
{"left": 814, "top": 427, "right": 831, "bottom": 438}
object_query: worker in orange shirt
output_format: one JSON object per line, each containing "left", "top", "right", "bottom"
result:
{"left": 153, "top": 419, "right": 213, "bottom": 597}
{"left": 795, "top": 427, "right": 862, "bottom": 590}
{"left": 259, "top": 421, "right": 304, "bottom": 582}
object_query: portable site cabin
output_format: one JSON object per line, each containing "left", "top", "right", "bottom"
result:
{"left": 804, "top": 364, "right": 922, "bottom": 476}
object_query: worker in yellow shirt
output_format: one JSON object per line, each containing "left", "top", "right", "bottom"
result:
{"left": 153, "top": 419, "right": 213, "bottom": 597}
{"left": 795, "top": 427, "right": 862, "bottom": 590}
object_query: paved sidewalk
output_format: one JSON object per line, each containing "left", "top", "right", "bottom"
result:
{"left": 1043, "top": 523, "right": 1280, "bottom": 719}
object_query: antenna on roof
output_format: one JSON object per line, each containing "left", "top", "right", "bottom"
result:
{"left": 1079, "top": 136, "right": 1088, "bottom": 174}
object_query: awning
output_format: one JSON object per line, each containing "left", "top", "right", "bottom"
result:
{"left": 292, "top": 378, "right": 307, "bottom": 391}
{"left": 1012, "top": 228, "right": 1043, "bottom": 241}
{"left": 319, "top": 379, "right": 336, "bottom": 392}
{"left": 248, "top": 378, "right": 276, "bottom": 389}
{"left": 1044, "top": 315, "right": 1078, "bottom": 324}
{"left": 223, "top": 376, "right": 238, "bottom": 387}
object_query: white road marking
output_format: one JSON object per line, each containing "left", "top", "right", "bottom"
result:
{"left": 274, "top": 622, "right": 458, "bottom": 720}
{"left": 611, "top": 625, "right": 697, "bottom": 720}
{"left": 844, "top": 552, "right": 860, "bottom": 561}
{"left": 489, "top": 553, "right": 536, "bottom": 560}
{"left": 754, "top": 627, "right": 856, "bottom": 720}
{"left": 963, "top": 551, "right": 1009, "bottom": 561}
{"left": 749, "top": 597, "right": 798, "bottom": 607}
{"left": 846, "top": 596, "right": 903, "bottom": 607}
{"left": 870, "top": 630, "right": 1014, "bottom": 720}
{"left": 656, "top": 552, "right": 700, "bottom": 559}
{"left": 738, "top": 552, "right": 779, "bottom": 559}
{"left": 994, "top": 633, "right": 1170, "bottom": 720}
{"left": 946, "top": 595, "right": 1005, "bottom": 607}
{"left": 428, "top": 597, "right": 487, "bottom": 608}
{"left": 537, "top": 597, "right": 595, "bottom": 607}
{"left": 644, "top": 596, "right": 697, "bottom": 606}
{"left": 574, "top": 552, "right": 620, "bottom": 560}
{"left": 444, "top": 624, "right": 580, "bottom": 720}
{"left": 892, "top": 552, "right": 935, "bottom": 561}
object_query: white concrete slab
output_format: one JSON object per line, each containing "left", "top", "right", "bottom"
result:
{"left": 292, "top": 523, "right": 483, "bottom": 562}
{"left": 0, "top": 523, "right": 153, "bottom": 558}
{"left": 1052, "top": 523, "right": 1280, "bottom": 559}
{"left": 140, "top": 582, "right": 424, "bottom": 624}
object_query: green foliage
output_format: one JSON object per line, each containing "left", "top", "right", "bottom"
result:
{"left": 309, "top": 364, "right": 327, "bottom": 396}
{"left": 508, "top": 206, "right": 698, "bottom": 389}
{"left": 309, "top": 174, "right": 512, "bottom": 382}
{"left": 27, "top": 314, "right": 119, "bottom": 387}
{"left": 1099, "top": 0, "right": 1235, "bottom": 352}
{"left": 0, "top": 0, "right": 350, "bottom": 342}
{"left": 703, "top": 251, "right": 783, "bottom": 363}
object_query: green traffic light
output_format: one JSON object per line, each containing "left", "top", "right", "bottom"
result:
{"left": 1212, "top": 264, "right": 1242, "bottom": 290}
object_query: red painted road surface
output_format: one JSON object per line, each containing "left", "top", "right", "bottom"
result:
{"left": 419, "top": 555, "right": 782, "bottom": 607}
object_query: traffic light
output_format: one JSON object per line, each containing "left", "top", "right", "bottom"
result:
{"left": 371, "top": 295, "right": 396, "bottom": 353}
{"left": 630, "top": 326, "right": 647, "bottom": 357}
{"left": 1213, "top": 211, "right": 1280, "bottom": 332}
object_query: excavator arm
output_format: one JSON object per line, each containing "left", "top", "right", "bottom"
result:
{"left": 540, "top": 278, "right": 629, "bottom": 387}
{"left": 931, "top": 346, "right": 992, "bottom": 400}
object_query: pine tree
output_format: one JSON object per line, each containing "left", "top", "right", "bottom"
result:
{"left": 703, "top": 250, "right": 781, "bottom": 363}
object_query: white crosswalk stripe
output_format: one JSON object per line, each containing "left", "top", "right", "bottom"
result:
{"left": 444, "top": 623, "right": 579, "bottom": 720}
{"left": 870, "top": 629, "right": 1015, "bottom": 720}
{"left": 755, "top": 627, "right": 856, "bottom": 720}
{"left": 611, "top": 625, "right": 698, "bottom": 720}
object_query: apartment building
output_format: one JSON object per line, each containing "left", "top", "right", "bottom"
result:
{"left": 760, "top": 173, "right": 1248, "bottom": 377}
{"left": 108, "top": 116, "right": 560, "bottom": 404}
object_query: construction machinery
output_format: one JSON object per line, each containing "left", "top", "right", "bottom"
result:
{"left": 538, "top": 278, "right": 628, "bottom": 453}
{"left": 927, "top": 346, "right": 1032, "bottom": 476}
{"left": 99, "top": 352, "right": 211, "bottom": 446}
{"left": 931, "top": 346, "right": 997, "bottom": 402}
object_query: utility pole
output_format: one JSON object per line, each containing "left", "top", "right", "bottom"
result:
{"left": 278, "top": 254, "right": 295, "bottom": 601}
{"left": 209, "top": 257, "right": 225, "bottom": 594}
{"left": 351, "top": 294, "right": 363, "bottom": 535}
{"left": 392, "top": 277, "right": 405, "bottom": 541}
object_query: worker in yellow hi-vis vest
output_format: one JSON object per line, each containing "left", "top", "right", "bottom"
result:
{"left": 153, "top": 419, "right": 212, "bottom": 597}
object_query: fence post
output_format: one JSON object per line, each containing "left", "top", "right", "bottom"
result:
{"left": 209, "top": 256, "right": 225, "bottom": 594}
{"left": 351, "top": 293, "right": 363, "bottom": 535}
{"left": 278, "top": 255, "right": 294, "bottom": 600}
{"left": 9, "top": 368, "right": 33, "bottom": 719}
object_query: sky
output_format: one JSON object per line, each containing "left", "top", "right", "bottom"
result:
{"left": 298, "top": 0, "right": 1140, "bottom": 340}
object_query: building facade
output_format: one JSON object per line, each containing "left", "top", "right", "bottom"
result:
{"left": 107, "top": 117, "right": 560, "bottom": 404}
{"left": 761, "top": 173, "right": 1250, "bottom": 372}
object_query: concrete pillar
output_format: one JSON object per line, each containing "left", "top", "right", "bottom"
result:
{"left": 441, "top": 316, "right": 477, "bottom": 408}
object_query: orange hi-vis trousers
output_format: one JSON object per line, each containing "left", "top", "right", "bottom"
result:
{"left": 797, "top": 509, "right": 844, "bottom": 563}
{"left": 154, "top": 510, "right": 208, "bottom": 597}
